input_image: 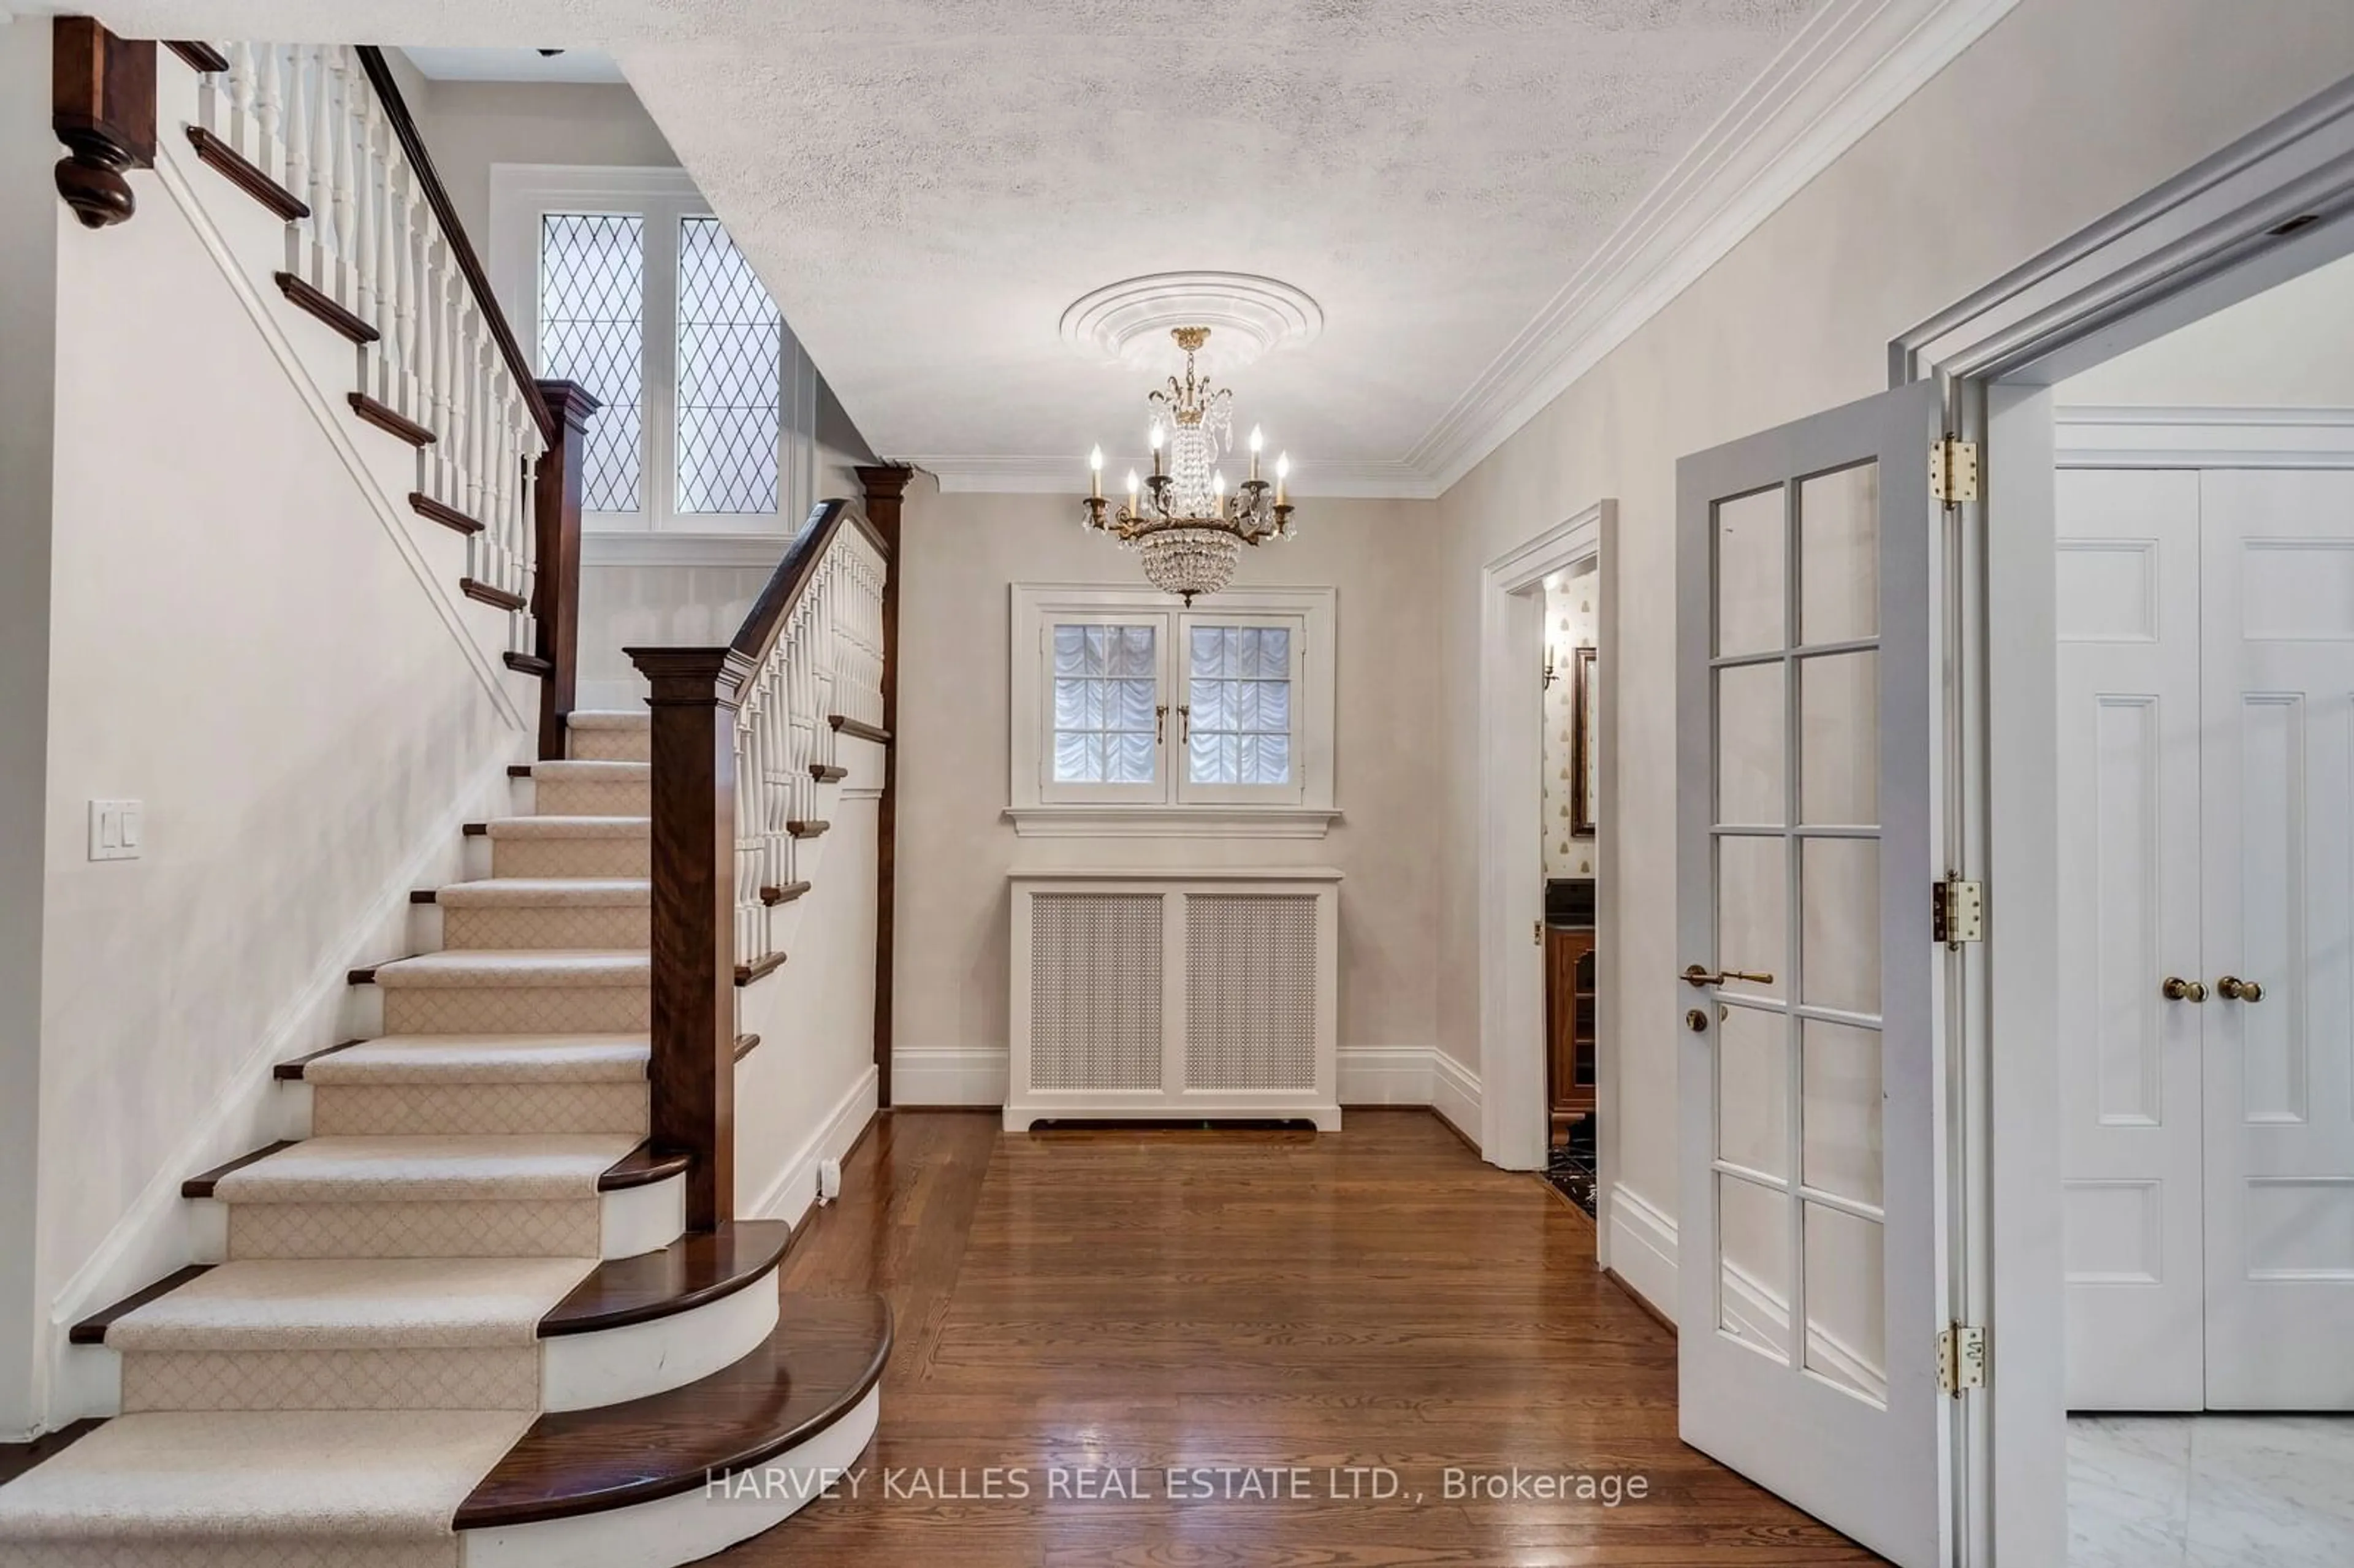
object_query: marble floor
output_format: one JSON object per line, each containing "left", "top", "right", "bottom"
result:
{"left": 2070, "top": 1413, "right": 2354, "bottom": 1566}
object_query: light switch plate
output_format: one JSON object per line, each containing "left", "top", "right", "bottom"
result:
{"left": 89, "top": 799, "right": 143, "bottom": 861}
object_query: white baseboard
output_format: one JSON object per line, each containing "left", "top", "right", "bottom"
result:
{"left": 1606, "top": 1182, "right": 1678, "bottom": 1324}
{"left": 1335, "top": 1046, "right": 1439, "bottom": 1106}
{"left": 889, "top": 1047, "right": 1008, "bottom": 1108}
{"left": 1430, "top": 1051, "right": 1482, "bottom": 1145}
{"left": 746, "top": 1064, "right": 879, "bottom": 1230}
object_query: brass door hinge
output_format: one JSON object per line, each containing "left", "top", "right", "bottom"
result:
{"left": 1932, "top": 875, "right": 1984, "bottom": 948}
{"left": 1931, "top": 436, "right": 1979, "bottom": 506}
{"left": 1533, "top": 919, "right": 1544, "bottom": 948}
{"left": 1937, "top": 1322, "right": 1987, "bottom": 1397}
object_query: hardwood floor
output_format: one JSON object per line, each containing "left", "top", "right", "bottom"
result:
{"left": 739, "top": 1108, "right": 1882, "bottom": 1566}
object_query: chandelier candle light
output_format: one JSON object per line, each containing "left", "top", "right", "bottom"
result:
{"left": 1081, "top": 325, "right": 1295, "bottom": 603}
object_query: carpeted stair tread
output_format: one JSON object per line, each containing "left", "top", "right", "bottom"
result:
{"left": 433, "top": 878, "right": 649, "bottom": 908}
{"left": 456, "top": 1292, "right": 891, "bottom": 1528}
{"left": 563, "top": 710, "right": 649, "bottom": 731}
{"left": 300, "top": 1034, "right": 649, "bottom": 1086}
{"left": 370, "top": 950, "right": 650, "bottom": 989}
{"left": 99, "top": 1257, "right": 597, "bottom": 1351}
{"left": 0, "top": 1407, "right": 533, "bottom": 1542}
{"left": 207, "top": 1135, "right": 646, "bottom": 1205}
{"left": 482, "top": 815, "right": 648, "bottom": 840}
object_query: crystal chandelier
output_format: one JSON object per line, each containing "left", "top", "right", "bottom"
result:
{"left": 1081, "top": 326, "right": 1295, "bottom": 603}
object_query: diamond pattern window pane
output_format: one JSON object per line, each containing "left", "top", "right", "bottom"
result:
{"left": 1186, "top": 625, "right": 1293, "bottom": 785}
{"left": 538, "top": 213, "right": 644, "bottom": 513}
{"left": 677, "top": 217, "right": 782, "bottom": 515}
{"left": 1052, "top": 624, "right": 1159, "bottom": 785}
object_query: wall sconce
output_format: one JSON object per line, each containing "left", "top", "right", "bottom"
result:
{"left": 1542, "top": 649, "right": 1559, "bottom": 690}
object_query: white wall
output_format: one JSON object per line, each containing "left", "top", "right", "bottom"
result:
{"left": 31, "top": 103, "right": 532, "bottom": 1427}
{"left": 0, "top": 17, "right": 59, "bottom": 1444}
{"left": 2060, "top": 246, "right": 2354, "bottom": 408}
{"left": 893, "top": 480, "right": 1447, "bottom": 1104}
{"left": 1432, "top": 0, "right": 2354, "bottom": 1292}
{"left": 407, "top": 75, "right": 677, "bottom": 248}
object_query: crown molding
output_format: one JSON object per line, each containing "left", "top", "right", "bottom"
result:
{"left": 914, "top": 455, "right": 1441, "bottom": 500}
{"left": 1406, "top": 0, "right": 2024, "bottom": 494}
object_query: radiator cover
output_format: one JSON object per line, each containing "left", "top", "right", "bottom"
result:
{"left": 1007, "top": 869, "right": 1342, "bottom": 1131}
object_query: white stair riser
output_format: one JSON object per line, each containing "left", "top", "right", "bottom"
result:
{"left": 203, "top": 1178, "right": 683, "bottom": 1264}
{"left": 534, "top": 778, "right": 650, "bottom": 816}
{"left": 543, "top": 1277, "right": 779, "bottom": 1413}
{"left": 383, "top": 985, "right": 650, "bottom": 1037}
{"left": 442, "top": 905, "right": 650, "bottom": 951}
{"left": 120, "top": 1345, "right": 540, "bottom": 1414}
{"left": 492, "top": 837, "right": 650, "bottom": 878}
{"left": 568, "top": 728, "right": 650, "bottom": 764}
{"left": 309, "top": 1083, "right": 649, "bottom": 1138}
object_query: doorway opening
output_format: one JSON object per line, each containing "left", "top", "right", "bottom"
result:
{"left": 1540, "top": 562, "right": 1604, "bottom": 1216}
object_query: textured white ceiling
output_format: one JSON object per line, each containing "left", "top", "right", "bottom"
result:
{"left": 400, "top": 46, "right": 624, "bottom": 84}
{"left": 98, "top": 0, "right": 1830, "bottom": 489}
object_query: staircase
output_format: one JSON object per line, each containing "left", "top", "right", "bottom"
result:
{"left": 0, "top": 708, "right": 889, "bottom": 1568}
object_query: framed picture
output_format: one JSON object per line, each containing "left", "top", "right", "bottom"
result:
{"left": 1570, "top": 645, "right": 1598, "bottom": 837}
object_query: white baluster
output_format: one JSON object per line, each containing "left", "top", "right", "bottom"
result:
{"left": 431, "top": 248, "right": 460, "bottom": 506}
{"left": 395, "top": 164, "right": 424, "bottom": 425}
{"left": 328, "top": 49, "right": 356, "bottom": 303}
{"left": 253, "top": 45, "right": 283, "bottom": 191}
{"left": 194, "top": 43, "right": 219, "bottom": 134}
{"left": 227, "top": 43, "right": 257, "bottom": 161}
{"left": 352, "top": 79, "right": 379, "bottom": 330}
{"left": 306, "top": 48, "right": 334, "bottom": 286}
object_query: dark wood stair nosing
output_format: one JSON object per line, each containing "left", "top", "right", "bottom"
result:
{"left": 181, "top": 1141, "right": 298, "bottom": 1199}
{"left": 349, "top": 392, "right": 436, "bottom": 447}
{"left": 347, "top": 965, "right": 379, "bottom": 985}
{"left": 166, "top": 41, "right": 232, "bottom": 74}
{"left": 758, "top": 881, "right": 810, "bottom": 907}
{"left": 70, "top": 1265, "right": 214, "bottom": 1345}
{"left": 273, "top": 272, "right": 378, "bottom": 344}
{"left": 462, "top": 577, "right": 528, "bottom": 613}
{"left": 826, "top": 715, "right": 891, "bottom": 745}
{"left": 410, "top": 491, "right": 486, "bottom": 536}
{"left": 538, "top": 1219, "right": 790, "bottom": 1339}
{"left": 785, "top": 819, "right": 829, "bottom": 840}
{"left": 504, "top": 652, "right": 555, "bottom": 677}
{"left": 455, "top": 1295, "right": 893, "bottom": 1531}
{"left": 0, "top": 1420, "right": 103, "bottom": 1488}
{"left": 273, "top": 1038, "right": 367, "bottom": 1080}
{"left": 411, "top": 888, "right": 441, "bottom": 904}
{"left": 463, "top": 822, "right": 490, "bottom": 837}
{"left": 598, "top": 1143, "right": 693, "bottom": 1192}
{"left": 808, "top": 764, "right": 848, "bottom": 783}
{"left": 185, "top": 126, "right": 309, "bottom": 223}
{"left": 734, "top": 952, "right": 787, "bottom": 988}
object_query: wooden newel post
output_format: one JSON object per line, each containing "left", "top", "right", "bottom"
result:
{"left": 51, "top": 18, "right": 156, "bottom": 230}
{"left": 625, "top": 645, "right": 752, "bottom": 1233}
{"left": 855, "top": 466, "right": 911, "bottom": 1106}
{"left": 533, "top": 380, "right": 598, "bottom": 760}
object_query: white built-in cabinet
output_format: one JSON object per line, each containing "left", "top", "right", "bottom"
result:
{"left": 2058, "top": 463, "right": 2354, "bottom": 1410}
{"left": 1006, "top": 867, "right": 1341, "bottom": 1132}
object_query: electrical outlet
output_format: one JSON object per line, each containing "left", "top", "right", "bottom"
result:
{"left": 88, "top": 799, "right": 143, "bottom": 861}
{"left": 818, "top": 1158, "right": 843, "bottom": 1201}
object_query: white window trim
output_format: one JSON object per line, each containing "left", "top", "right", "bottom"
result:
{"left": 1008, "top": 584, "right": 1340, "bottom": 839}
{"left": 488, "top": 164, "right": 820, "bottom": 539}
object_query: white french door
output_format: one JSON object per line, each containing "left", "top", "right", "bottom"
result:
{"left": 1675, "top": 380, "right": 1949, "bottom": 1568}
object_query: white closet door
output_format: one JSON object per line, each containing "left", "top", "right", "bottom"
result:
{"left": 2200, "top": 468, "right": 2354, "bottom": 1409}
{"left": 2055, "top": 470, "right": 2206, "bottom": 1410}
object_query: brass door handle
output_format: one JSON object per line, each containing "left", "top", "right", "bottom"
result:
{"left": 1155, "top": 704, "right": 1168, "bottom": 744}
{"left": 2162, "top": 976, "right": 2207, "bottom": 1003}
{"left": 2216, "top": 976, "right": 2264, "bottom": 1003}
{"left": 1684, "top": 963, "right": 1774, "bottom": 989}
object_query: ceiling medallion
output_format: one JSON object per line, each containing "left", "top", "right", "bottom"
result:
{"left": 1060, "top": 272, "right": 1322, "bottom": 377}
{"left": 1081, "top": 325, "right": 1294, "bottom": 605}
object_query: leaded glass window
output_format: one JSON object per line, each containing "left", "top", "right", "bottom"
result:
{"left": 1187, "top": 625, "right": 1293, "bottom": 786}
{"left": 1052, "top": 625, "right": 1159, "bottom": 785}
{"left": 676, "top": 218, "right": 783, "bottom": 514}
{"left": 537, "top": 213, "right": 643, "bottom": 513}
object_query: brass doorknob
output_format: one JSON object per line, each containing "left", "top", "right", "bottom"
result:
{"left": 1683, "top": 963, "right": 1775, "bottom": 989}
{"left": 1686, "top": 1009, "right": 1710, "bottom": 1033}
{"left": 2162, "top": 976, "right": 2207, "bottom": 1003}
{"left": 2216, "top": 976, "right": 2264, "bottom": 1003}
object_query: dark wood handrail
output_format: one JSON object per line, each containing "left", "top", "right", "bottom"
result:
{"left": 725, "top": 498, "right": 891, "bottom": 700}
{"left": 352, "top": 47, "right": 557, "bottom": 447}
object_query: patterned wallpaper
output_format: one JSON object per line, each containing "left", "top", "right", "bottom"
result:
{"left": 1542, "top": 566, "right": 1599, "bottom": 881}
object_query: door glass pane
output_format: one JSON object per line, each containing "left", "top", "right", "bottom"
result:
{"left": 1801, "top": 1019, "right": 1883, "bottom": 1207}
{"left": 1800, "top": 837, "right": 1880, "bottom": 1015}
{"left": 1716, "top": 835, "right": 1787, "bottom": 1001}
{"left": 1716, "top": 487, "right": 1786, "bottom": 657}
{"left": 1718, "top": 1173, "right": 1792, "bottom": 1360}
{"left": 1799, "top": 650, "right": 1879, "bottom": 825}
{"left": 1718, "top": 1005, "right": 1789, "bottom": 1180}
{"left": 1803, "top": 1203, "right": 1888, "bottom": 1406}
{"left": 1051, "top": 623, "right": 1158, "bottom": 785}
{"left": 1799, "top": 462, "right": 1878, "bottom": 644}
{"left": 1717, "top": 662, "right": 1785, "bottom": 826}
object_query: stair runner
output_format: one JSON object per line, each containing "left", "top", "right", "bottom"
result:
{"left": 0, "top": 711, "right": 880, "bottom": 1568}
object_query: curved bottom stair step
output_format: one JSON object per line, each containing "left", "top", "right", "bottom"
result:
{"left": 2, "top": 1294, "right": 889, "bottom": 1568}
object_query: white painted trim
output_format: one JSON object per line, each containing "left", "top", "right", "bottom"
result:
{"left": 460, "top": 1384, "right": 880, "bottom": 1568}
{"left": 1414, "top": 0, "right": 2024, "bottom": 492}
{"left": 744, "top": 1064, "right": 879, "bottom": 1230}
{"left": 601, "top": 1176, "right": 688, "bottom": 1260}
{"left": 2052, "top": 404, "right": 2354, "bottom": 468}
{"left": 919, "top": 455, "right": 1439, "bottom": 500}
{"left": 1431, "top": 1051, "right": 1483, "bottom": 1147}
{"left": 542, "top": 1273, "right": 780, "bottom": 1412}
{"left": 583, "top": 532, "right": 796, "bottom": 568}
{"left": 1336, "top": 1046, "right": 1444, "bottom": 1106}
{"left": 1606, "top": 1182, "right": 1678, "bottom": 1325}
{"left": 40, "top": 755, "right": 517, "bottom": 1425}
{"left": 1476, "top": 503, "right": 1611, "bottom": 1177}
{"left": 1005, "top": 805, "right": 1340, "bottom": 839}
{"left": 889, "top": 1047, "right": 1009, "bottom": 1108}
